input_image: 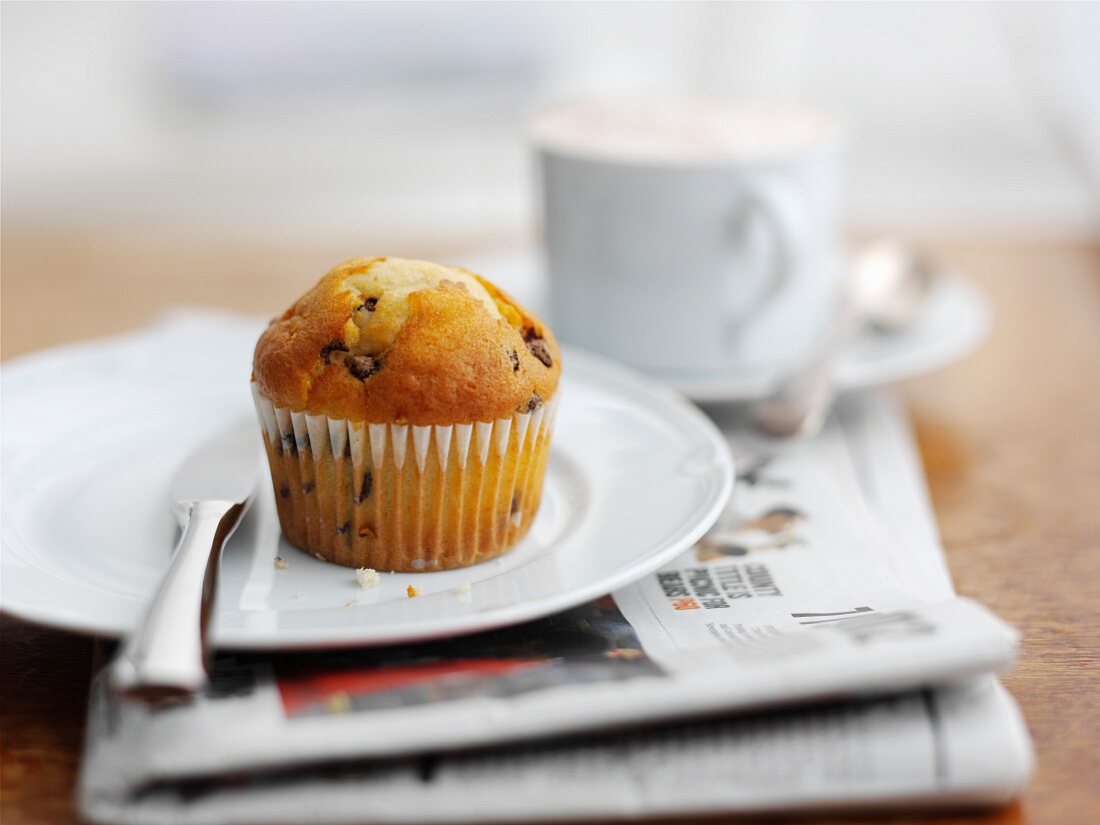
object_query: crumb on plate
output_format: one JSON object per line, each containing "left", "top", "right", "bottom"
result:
{"left": 274, "top": 556, "right": 288, "bottom": 569}
{"left": 455, "top": 582, "right": 471, "bottom": 594}
{"left": 355, "top": 568, "right": 380, "bottom": 589}
{"left": 406, "top": 585, "right": 421, "bottom": 598}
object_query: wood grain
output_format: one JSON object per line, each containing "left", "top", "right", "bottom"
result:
{"left": 2, "top": 231, "right": 1098, "bottom": 824}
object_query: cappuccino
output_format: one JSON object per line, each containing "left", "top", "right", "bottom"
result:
{"left": 532, "top": 98, "right": 841, "bottom": 164}
{"left": 535, "top": 97, "right": 846, "bottom": 377}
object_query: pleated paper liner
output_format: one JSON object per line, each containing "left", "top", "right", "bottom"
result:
{"left": 252, "top": 384, "right": 558, "bottom": 571}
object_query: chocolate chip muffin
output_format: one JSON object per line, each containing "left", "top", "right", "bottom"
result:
{"left": 251, "top": 257, "right": 561, "bottom": 571}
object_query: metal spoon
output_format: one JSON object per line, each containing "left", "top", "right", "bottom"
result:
{"left": 750, "top": 240, "right": 937, "bottom": 438}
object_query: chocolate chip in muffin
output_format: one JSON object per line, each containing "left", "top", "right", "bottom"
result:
{"left": 523, "top": 328, "right": 553, "bottom": 368}
{"left": 352, "top": 296, "right": 379, "bottom": 329}
{"left": 508, "top": 348, "right": 520, "bottom": 372}
{"left": 510, "top": 494, "right": 521, "bottom": 515}
{"left": 521, "top": 394, "right": 543, "bottom": 413}
{"left": 279, "top": 485, "right": 290, "bottom": 500}
{"left": 347, "top": 355, "right": 382, "bottom": 380}
{"left": 281, "top": 434, "right": 298, "bottom": 455}
{"left": 302, "top": 482, "right": 314, "bottom": 494}
{"left": 357, "top": 470, "right": 373, "bottom": 504}
{"left": 358, "top": 524, "right": 377, "bottom": 539}
{"left": 320, "top": 340, "right": 349, "bottom": 364}
{"left": 527, "top": 339, "right": 552, "bottom": 368}
{"left": 336, "top": 522, "right": 350, "bottom": 535}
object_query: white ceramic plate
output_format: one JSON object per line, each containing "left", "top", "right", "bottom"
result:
{"left": 462, "top": 251, "right": 992, "bottom": 403}
{"left": 0, "top": 314, "right": 732, "bottom": 649}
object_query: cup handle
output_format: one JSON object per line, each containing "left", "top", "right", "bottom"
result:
{"left": 733, "top": 179, "right": 807, "bottom": 321}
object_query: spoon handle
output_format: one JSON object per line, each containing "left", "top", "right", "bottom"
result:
{"left": 109, "top": 500, "right": 244, "bottom": 703}
{"left": 751, "top": 293, "right": 858, "bottom": 438}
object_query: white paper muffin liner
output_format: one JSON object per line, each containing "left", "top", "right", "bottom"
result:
{"left": 251, "top": 384, "right": 559, "bottom": 571}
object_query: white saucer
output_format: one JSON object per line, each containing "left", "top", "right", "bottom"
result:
{"left": 0, "top": 314, "right": 732, "bottom": 649}
{"left": 664, "top": 275, "right": 991, "bottom": 402}
{"left": 461, "top": 251, "right": 992, "bottom": 403}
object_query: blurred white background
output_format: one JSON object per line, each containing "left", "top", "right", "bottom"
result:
{"left": 3, "top": 1, "right": 1099, "bottom": 244}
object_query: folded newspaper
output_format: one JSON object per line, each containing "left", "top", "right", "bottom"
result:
{"left": 80, "top": 391, "right": 1033, "bottom": 824}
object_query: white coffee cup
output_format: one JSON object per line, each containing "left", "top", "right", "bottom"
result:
{"left": 533, "top": 97, "right": 845, "bottom": 378}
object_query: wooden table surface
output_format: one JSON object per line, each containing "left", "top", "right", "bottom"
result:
{"left": 2, "top": 232, "right": 1098, "bottom": 824}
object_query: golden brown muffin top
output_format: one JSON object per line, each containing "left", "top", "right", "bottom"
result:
{"left": 253, "top": 257, "right": 561, "bottom": 424}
